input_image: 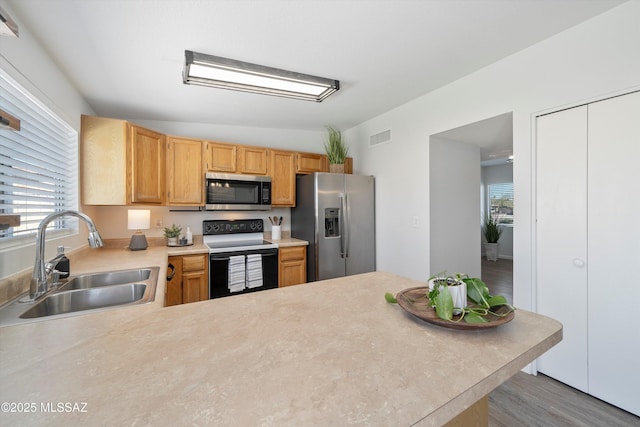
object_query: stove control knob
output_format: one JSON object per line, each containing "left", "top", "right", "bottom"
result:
{"left": 255, "top": 221, "right": 263, "bottom": 231}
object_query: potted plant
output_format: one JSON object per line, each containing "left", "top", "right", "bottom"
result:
{"left": 428, "top": 273, "right": 467, "bottom": 315}
{"left": 324, "top": 126, "right": 349, "bottom": 173}
{"left": 482, "top": 214, "right": 503, "bottom": 261}
{"left": 163, "top": 224, "right": 182, "bottom": 246}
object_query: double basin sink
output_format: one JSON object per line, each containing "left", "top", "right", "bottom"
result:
{"left": 0, "top": 267, "right": 159, "bottom": 327}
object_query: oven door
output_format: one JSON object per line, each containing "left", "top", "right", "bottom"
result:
{"left": 209, "top": 248, "right": 278, "bottom": 299}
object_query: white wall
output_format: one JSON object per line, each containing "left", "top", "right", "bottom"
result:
{"left": 134, "top": 120, "right": 325, "bottom": 154}
{"left": 0, "top": 0, "right": 97, "bottom": 279}
{"left": 345, "top": 1, "right": 640, "bottom": 312}
{"left": 482, "top": 163, "right": 514, "bottom": 259}
{"left": 430, "top": 137, "right": 481, "bottom": 277}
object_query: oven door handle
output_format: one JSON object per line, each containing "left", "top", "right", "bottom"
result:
{"left": 261, "top": 251, "right": 278, "bottom": 258}
{"left": 211, "top": 251, "right": 277, "bottom": 262}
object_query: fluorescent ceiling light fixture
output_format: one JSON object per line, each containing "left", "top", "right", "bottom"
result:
{"left": 183, "top": 50, "right": 339, "bottom": 102}
{"left": 0, "top": 6, "right": 18, "bottom": 37}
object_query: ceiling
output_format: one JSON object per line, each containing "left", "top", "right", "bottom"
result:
{"left": 5, "top": 0, "right": 624, "bottom": 133}
{"left": 435, "top": 112, "right": 513, "bottom": 163}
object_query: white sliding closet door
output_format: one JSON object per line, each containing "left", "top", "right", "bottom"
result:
{"left": 536, "top": 106, "right": 589, "bottom": 392}
{"left": 587, "top": 91, "right": 640, "bottom": 415}
{"left": 536, "top": 91, "right": 640, "bottom": 416}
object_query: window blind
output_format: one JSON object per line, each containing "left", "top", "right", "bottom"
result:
{"left": 488, "top": 182, "right": 513, "bottom": 224}
{"left": 0, "top": 69, "right": 77, "bottom": 244}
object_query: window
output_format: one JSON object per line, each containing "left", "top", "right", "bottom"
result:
{"left": 488, "top": 182, "right": 513, "bottom": 225}
{"left": 0, "top": 69, "right": 78, "bottom": 246}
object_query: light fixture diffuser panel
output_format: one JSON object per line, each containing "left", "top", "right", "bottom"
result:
{"left": 183, "top": 50, "right": 339, "bottom": 102}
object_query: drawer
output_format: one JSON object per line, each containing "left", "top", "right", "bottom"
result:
{"left": 279, "top": 246, "right": 306, "bottom": 262}
{"left": 182, "top": 255, "right": 206, "bottom": 272}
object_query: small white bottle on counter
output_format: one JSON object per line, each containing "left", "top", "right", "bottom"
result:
{"left": 185, "top": 226, "right": 193, "bottom": 244}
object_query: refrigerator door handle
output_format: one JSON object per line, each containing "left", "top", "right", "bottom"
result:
{"left": 340, "top": 193, "right": 347, "bottom": 258}
{"left": 344, "top": 191, "right": 350, "bottom": 259}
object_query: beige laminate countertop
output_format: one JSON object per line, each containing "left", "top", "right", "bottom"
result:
{"left": 0, "top": 246, "right": 561, "bottom": 426}
{"left": 165, "top": 236, "right": 308, "bottom": 256}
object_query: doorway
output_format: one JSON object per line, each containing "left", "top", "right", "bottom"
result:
{"left": 429, "top": 112, "right": 513, "bottom": 297}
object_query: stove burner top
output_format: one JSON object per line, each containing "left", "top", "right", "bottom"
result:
{"left": 203, "top": 219, "right": 277, "bottom": 253}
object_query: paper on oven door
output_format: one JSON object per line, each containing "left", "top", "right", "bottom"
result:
{"left": 246, "top": 254, "right": 263, "bottom": 289}
{"left": 228, "top": 255, "right": 246, "bottom": 292}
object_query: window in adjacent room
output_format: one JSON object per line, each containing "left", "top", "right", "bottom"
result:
{"left": 0, "top": 69, "right": 78, "bottom": 247}
{"left": 488, "top": 182, "right": 513, "bottom": 225}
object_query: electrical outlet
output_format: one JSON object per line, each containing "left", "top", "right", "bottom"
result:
{"left": 155, "top": 218, "right": 163, "bottom": 228}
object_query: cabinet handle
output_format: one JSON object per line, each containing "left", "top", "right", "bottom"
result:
{"left": 167, "top": 263, "right": 176, "bottom": 281}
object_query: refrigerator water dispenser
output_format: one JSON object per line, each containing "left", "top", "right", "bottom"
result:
{"left": 324, "top": 208, "right": 340, "bottom": 237}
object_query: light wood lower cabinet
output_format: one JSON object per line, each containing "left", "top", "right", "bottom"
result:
{"left": 166, "top": 254, "right": 209, "bottom": 306}
{"left": 278, "top": 246, "right": 307, "bottom": 287}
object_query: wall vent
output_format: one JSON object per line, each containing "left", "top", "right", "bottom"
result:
{"left": 369, "top": 129, "right": 391, "bottom": 147}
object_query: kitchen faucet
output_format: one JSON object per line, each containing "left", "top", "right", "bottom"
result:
{"left": 28, "top": 210, "right": 104, "bottom": 301}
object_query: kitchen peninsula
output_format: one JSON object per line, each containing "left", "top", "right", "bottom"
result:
{"left": 0, "top": 247, "right": 561, "bottom": 426}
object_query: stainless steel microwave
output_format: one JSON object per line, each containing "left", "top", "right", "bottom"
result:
{"left": 205, "top": 173, "right": 271, "bottom": 210}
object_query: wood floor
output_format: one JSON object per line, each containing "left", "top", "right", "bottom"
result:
{"left": 481, "top": 258, "right": 640, "bottom": 426}
{"left": 481, "top": 258, "right": 513, "bottom": 304}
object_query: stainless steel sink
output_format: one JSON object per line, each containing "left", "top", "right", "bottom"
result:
{"left": 57, "top": 268, "right": 153, "bottom": 291}
{"left": 20, "top": 284, "right": 148, "bottom": 319}
{"left": 0, "top": 266, "right": 159, "bottom": 327}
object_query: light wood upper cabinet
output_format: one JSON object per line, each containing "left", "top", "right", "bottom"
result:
{"left": 239, "top": 146, "right": 268, "bottom": 175}
{"left": 81, "top": 115, "right": 165, "bottom": 205}
{"left": 206, "top": 141, "right": 237, "bottom": 172}
{"left": 344, "top": 157, "right": 353, "bottom": 174}
{"left": 167, "top": 136, "right": 204, "bottom": 206}
{"left": 269, "top": 149, "right": 296, "bottom": 206}
{"left": 296, "top": 152, "right": 328, "bottom": 174}
{"left": 129, "top": 124, "right": 166, "bottom": 204}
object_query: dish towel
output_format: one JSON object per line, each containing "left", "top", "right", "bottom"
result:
{"left": 246, "top": 254, "right": 263, "bottom": 289}
{"left": 228, "top": 255, "right": 246, "bottom": 293}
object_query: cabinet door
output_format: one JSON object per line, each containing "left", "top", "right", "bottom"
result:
{"left": 182, "top": 271, "right": 208, "bottom": 303}
{"left": 239, "top": 146, "right": 268, "bottom": 175}
{"left": 167, "top": 137, "right": 203, "bottom": 205}
{"left": 279, "top": 246, "right": 307, "bottom": 287}
{"left": 166, "top": 257, "right": 183, "bottom": 306}
{"left": 129, "top": 124, "right": 165, "bottom": 204}
{"left": 206, "top": 142, "right": 237, "bottom": 172}
{"left": 269, "top": 150, "right": 296, "bottom": 206}
{"left": 344, "top": 157, "right": 353, "bottom": 174}
{"left": 182, "top": 254, "right": 209, "bottom": 302}
{"left": 536, "top": 106, "right": 589, "bottom": 392}
{"left": 296, "top": 152, "right": 328, "bottom": 174}
{"left": 80, "top": 115, "right": 128, "bottom": 205}
{"left": 587, "top": 91, "right": 640, "bottom": 415}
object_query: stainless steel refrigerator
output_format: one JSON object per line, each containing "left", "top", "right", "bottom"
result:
{"left": 291, "top": 173, "right": 375, "bottom": 282}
